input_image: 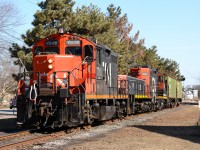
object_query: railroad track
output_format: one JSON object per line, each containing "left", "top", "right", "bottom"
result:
{"left": 0, "top": 130, "right": 30, "bottom": 141}
{"left": 0, "top": 125, "right": 91, "bottom": 150}
{"left": 0, "top": 130, "right": 68, "bottom": 150}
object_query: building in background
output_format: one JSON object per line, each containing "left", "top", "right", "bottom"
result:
{"left": 185, "top": 85, "right": 200, "bottom": 100}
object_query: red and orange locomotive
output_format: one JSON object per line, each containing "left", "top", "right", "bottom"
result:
{"left": 17, "top": 32, "right": 182, "bottom": 128}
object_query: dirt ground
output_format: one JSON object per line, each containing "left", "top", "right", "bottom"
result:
{"left": 4, "top": 100, "right": 200, "bottom": 150}
{"left": 64, "top": 101, "right": 200, "bottom": 150}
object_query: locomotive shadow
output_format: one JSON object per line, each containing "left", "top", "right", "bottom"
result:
{"left": 181, "top": 100, "right": 199, "bottom": 106}
{"left": 0, "top": 118, "right": 18, "bottom": 133}
{"left": 181, "top": 101, "right": 198, "bottom": 106}
{"left": 133, "top": 125, "right": 200, "bottom": 144}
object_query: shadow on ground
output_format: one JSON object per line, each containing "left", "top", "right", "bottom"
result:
{"left": 133, "top": 125, "right": 200, "bottom": 144}
{"left": 181, "top": 102, "right": 198, "bottom": 105}
{"left": 0, "top": 118, "right": 18, "bottom": 133}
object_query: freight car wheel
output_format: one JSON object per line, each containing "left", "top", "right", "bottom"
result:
{"left": 170, "top": 101, "right": 175, "bottom": 108}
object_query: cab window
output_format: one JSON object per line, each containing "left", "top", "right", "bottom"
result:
{"left": 44, "top": 47, "right": 59, "bottom": 54}
{"left": 132, "top": 71, "right": 138, "bottom": 77}
{"left": 65, "top": 47, "right": 82, "bottom": 56}
{"left": 84, "top": 45, "right": 93, "bottom": 58}
{"left": 34, "top": 46, "right": 43, "bottom": 55}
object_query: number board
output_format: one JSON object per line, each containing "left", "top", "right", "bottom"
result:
{"left": 66, "top": 40, "right": 81, "bottom": 45}
{"left": 45, "top": 40, "right": 58, "bottom": 46}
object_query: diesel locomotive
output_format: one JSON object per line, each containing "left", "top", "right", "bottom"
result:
{"left": 16, "top": 32, "right": 183, "bottom": 128}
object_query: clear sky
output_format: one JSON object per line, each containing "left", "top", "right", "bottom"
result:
{"left": 9, "top": 0, "right": 200, "bottom": 86}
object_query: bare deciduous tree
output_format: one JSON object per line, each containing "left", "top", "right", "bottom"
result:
{"left": 0, "top": 54, "right": 17, "bottom": 102}
{"left": 0, "top": 2, "right": 21, "bottom": 104}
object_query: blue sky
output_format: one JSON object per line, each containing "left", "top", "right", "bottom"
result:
{"left": 9, "top": 0, "right": 200, "bottom": 86}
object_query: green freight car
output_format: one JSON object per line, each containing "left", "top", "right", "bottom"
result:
{"left": 166, "top": 76, "right": 182, "bottom": 103}
{"left": 176, "top": 80, "right": 182, "bottom": 102}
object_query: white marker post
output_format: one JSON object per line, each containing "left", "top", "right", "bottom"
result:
{"left": 199, "top": 100, "right": 200, "bottom": 109}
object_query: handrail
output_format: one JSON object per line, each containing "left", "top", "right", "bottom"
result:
{"left": 52, "top": 70, "right": 86, "bottom": 98}
{"left": 19, "top": 56, "right": 94, "bottom": 99}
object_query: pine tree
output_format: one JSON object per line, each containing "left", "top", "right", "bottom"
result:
{"left": 9, "top": 0, "right": 183, "bottom": 79}
{"left": 9, "top": 0, "right": 75, "bottom": 79}
{"left": 23, "top": 0, "right": 75, "bottom": 47}
{"left": 9, "top": 1, "right": 142, "bottom": 76}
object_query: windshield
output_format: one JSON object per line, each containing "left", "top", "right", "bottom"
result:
{"left": 65, "top": 47, "right": 82, "bottom": 56}
{"left": 44, "top": 47, "right": 59, "bottom": 54}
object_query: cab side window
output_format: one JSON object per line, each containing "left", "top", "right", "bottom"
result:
{"left": 84, "top": 45, "right": 93, "bottom": 58}
{"left": 84, "top": 45, "right": 93, "bottom": 62}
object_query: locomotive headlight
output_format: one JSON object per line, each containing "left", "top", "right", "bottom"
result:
{"left": 48, "top": 59, "right": 53, "bottom": 63}
{"left": 48, "top": 64, "right": 53, "bottom": 69}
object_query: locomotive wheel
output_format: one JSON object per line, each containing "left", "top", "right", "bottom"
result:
{"left": 87, "top": 114, "right": 94, "bottom": 124}
{"left": 84, "top": 108, "right": 94, "bottom": 125}
{"left": 116, "top": 111, "right": 124, "bottom": 118}
{"left": 152, "top": 102, "right": 157, "bottom": 112}
{"left": 132, "top": 104, "right": 137, "bottom": 114}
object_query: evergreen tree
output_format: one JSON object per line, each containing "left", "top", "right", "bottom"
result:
{"left": 106, "top": 4, "right": 145, "bottom": 74}
{"left": 9, "top": 1, "right": 142, "bottom": 76}
{"left": 9, "top": 0, "right": 76, "bottom": 79}
{"left": 23, "top": 0, "right": 75, "bottom": 46}
{"left": 9, "top": 0, "right": 183, "bottom": 80}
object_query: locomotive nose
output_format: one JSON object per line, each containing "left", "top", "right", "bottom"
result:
{"left": 33, "top": 55, "right": 55, "bottom": 85}
{"left": 34, "top": 55, "right": 55, "bottom": 72}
